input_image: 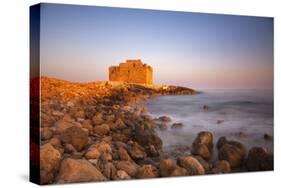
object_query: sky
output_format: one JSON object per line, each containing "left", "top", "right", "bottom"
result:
{"left": 39, "top": 3, "right": 273, "bottom": 89}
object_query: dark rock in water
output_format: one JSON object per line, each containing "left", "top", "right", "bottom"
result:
{"left": 158, "top": 115, "right": 172, "bottom": 122}
{"left": 217, "top": 120, "right": 224, "bottom": 124}
{"left": 264, "top": 134, "right": 273, "bottom": 141}
{"left": 137, "top": 164, "right": 159, "bottom": 179}
{"left": 171, "top": 123, "right": 183, "bottom": 129}
{"left": 60, "top": 126, "right": 88, "bottom": 151}
{"left": 203, "top": 105, "right": 209, "bottom": 110}
{"left": 193, "top": 131, "right": 213, "bottom": 150}
{"left": 177, "top": 156, "right": 205, "bottom": 175}
{"left": 216, "top": 137, "right": 227, "bottom": 149}
{"left": 57, "top": 158, "right": 106, "bottom": 183}
{"left": 211, "top": 160, "right": 231, "bottom": 174}
{"left": 246, "top": 147, "right": 273, "bottom": 171}
{"left": 191, "top": 131, "right": 213, "bottom": 160}
{"left": 218, "top": 142, "right": 246, "bottom": 169}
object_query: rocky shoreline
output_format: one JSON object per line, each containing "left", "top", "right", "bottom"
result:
{"left": 39, "top": 77, "right": 273, "bottom": 184}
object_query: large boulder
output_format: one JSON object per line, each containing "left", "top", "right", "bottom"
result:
{"left": 192, "top": 131, "right": 213, "bottom": 149}
{"left": 60, "top": 126, "right": 88, "bottom": 151}
{"left": 217, "top": 137, "right": 246, "bottom": 169}
{"left": 57, "top": 158, "right": 106, "bottom": 183}
{"left": 246, "top": 147, "right": 273, "bottom": 171}
{"left": 177, "top": 156, "right": 205, "bottom": 175}
{"left": 40, "top": 144, "right": 61, "bottom": 184}
{"left": 191, "top": 131, "right": 213, "bottom": 160}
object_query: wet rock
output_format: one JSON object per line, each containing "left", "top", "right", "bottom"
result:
{"left": 127, "top": 141, "right": 147, "bottom": 160}
{"left": 92, "top": 113, "right": 103, "bottom": 125}
{"left": 171, "top": 123, "right": 183, "bottom": 129}
{"left": 57, "top": 158, "right": 106, "bottom": 183}
{"left": 158, "top": 115, "right": 171, "bottom": 122}
{"left": 159, "top": 159, "right": 177, "bottom": 177}
{"left": 217, "top": 137, "right": 247, "bottom": 169}
{"left": 177, "top": 156, "right": 205, "bottom": 175}
{"left": 93, "top": 124, "right": 110, "bottom": 136}
{"left": 116, "top": 161, "right": 139, "bottom": 177}
{"left": 137, "top": 164, "right": 159, "bottom": 179}
{"left": 218, "top": 144, "right": 246, "bottom": 169}
{"left": 192, "top": 131, "right": 213, "bottom": 150}
{"left": 264, "top": 134, "right": 273, "bottom": 141}
{"left": 191, "top": 144, "right": 211, "bottom": 160}
{"left": 60, "top": 126, "right": 88, "bottom": 151}
{"left": 246, "top": 147, "right": 273, "bottom": 171}
{"left": 194, "top": 156, "right": 211, "bottom": 172}
{"left": 116, "top": 170, "right": 131, "bottom": 180}
{"left": 40, "top": 144, "right": 61, "bottom": 184}
{"left": 211, "top": 160, "right": 231, "bottom": 174}
{"left": 191, "top": 131, "right": 213, "bottom": 160}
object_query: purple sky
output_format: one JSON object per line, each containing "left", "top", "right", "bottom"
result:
{"left": 40, "top": 4, "right": 273, "bottom": 89}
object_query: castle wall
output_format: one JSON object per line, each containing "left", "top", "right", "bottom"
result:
{"left": 109, "top": 60, "right": 153, "bottom": 85}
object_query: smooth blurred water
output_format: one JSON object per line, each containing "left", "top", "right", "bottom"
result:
{"left": 144, "top": 89, "right": 273, "bottom": 156}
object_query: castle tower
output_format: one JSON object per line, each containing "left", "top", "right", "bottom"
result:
{"left": 109, "top": 59, "right": 153, "bottom": 85}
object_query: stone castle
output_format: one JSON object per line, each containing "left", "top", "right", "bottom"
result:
{"left": 109, "top": 59, "right": 153, "bottom": 85}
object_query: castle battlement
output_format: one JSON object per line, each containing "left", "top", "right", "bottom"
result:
{"left": 109, "top": 59, "right": 153, "bottom": 85}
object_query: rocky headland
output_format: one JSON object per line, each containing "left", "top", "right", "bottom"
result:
{"left": 38, "top": 77, "right": 273, "bottom": 184}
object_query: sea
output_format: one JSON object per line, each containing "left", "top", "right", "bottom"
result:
{"left": 144, "top": 89, "right": 274, "bottom": 159}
